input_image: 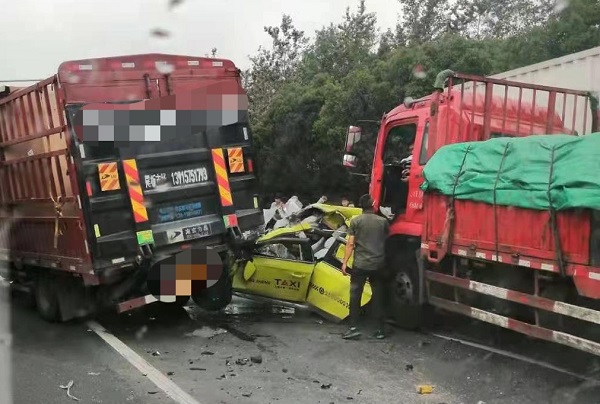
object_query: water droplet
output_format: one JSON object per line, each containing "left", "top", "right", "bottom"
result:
{"left": 413, "top": 65, "right": 427, "bottom": 79}
{"left": 150, "top": 28, "right": 171, "bottom": 38}
{"left": 156, "top": 62, "right": 174, "bottom": 74}
{"left": 66, "top": 73, "right": 81, "bottom": 84}
{"left": 554, "top": 0, "right": 569, "bottom": 13}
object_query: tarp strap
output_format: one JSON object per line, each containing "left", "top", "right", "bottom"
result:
{"left": 547, "top": 145, "right": 566, "bottom": 277}
{"left": 442, "top": 145, "right": 472, "bottom": 257}
{"left": 493, "top": 143, "right": 511, "bottom": 264}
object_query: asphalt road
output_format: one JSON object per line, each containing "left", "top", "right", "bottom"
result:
{"left": 7, "top": 295, "right": 600, "bottom": 404}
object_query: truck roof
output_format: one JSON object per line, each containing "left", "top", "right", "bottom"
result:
{"left": 56, "top": 53, "right": 243, "bottom": 104}
{"left": 57, "top": 53, "right": 237, "bottom": 74}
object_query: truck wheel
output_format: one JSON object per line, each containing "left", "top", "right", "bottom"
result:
{"left": 174, "top": 296, "right": 190, "bottom": 306}
{"left": 192, "top": 272, "right": 233, "bottom": 311}
{"left": 35, "top": 274, "right": 60, "bottom": 322}
{"left": 388, "top": 247, "right": 425, "bottom": 330}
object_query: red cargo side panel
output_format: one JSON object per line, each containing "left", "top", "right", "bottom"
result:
{"left": 423, "top": 193, "right": 591, "bottom": 268}
{"left": 0, "top": 77, "right": 91, "bottom": 273}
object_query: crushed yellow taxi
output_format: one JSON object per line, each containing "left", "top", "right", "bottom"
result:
{"left": 230, "top": 204, "right": 372, "bottom": 321}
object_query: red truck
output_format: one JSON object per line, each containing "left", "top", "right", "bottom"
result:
{"left": 0, "top": 54, "right": 263, "bottom": 321}
{"left": 343, "top": 53, "right": 600, "bottom": 354}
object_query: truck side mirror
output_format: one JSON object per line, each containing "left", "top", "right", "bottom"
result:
{"left": 345, "top": 126, "right": 362, "bottom": 152}
{"left": 343, "top": 154, "right": 358, "bottom": 168}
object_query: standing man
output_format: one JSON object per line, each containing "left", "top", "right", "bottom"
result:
{"left": 341, "top": 194, "right": 389, "bottom": 340}
{"left": 341, "top": 196, "right": 350, "bottom": 207}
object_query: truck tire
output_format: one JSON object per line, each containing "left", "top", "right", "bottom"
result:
{"left": 174, "top": 296, "right": 190, "bottom": 306}
{"left": 192, "top": 270, "right": 233, "bottom": 311}
{"left": 35, "top": 273, "right": 60, "bottom": 322}
{"left": 387, "top": 244, "right": 426, "bottom": 330}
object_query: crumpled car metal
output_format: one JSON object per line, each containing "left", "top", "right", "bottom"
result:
{"left": 232, "top": 202, "right": 371, "bottom": 321}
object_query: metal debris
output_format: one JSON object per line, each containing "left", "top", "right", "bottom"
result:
{"left": 282, "top": 368, "right": 288, "bottom": 373}
{"left": 236, "top": 358, "right": 249, "bottom": 366}
{"left": 321, "top": 383, "right": 332, "bottom": 390}
{"left": 190, "top": 367, "right": 206, "bottom": 371}
{"left": 151, "top": 351, "right": 161, "bottom": 356}
{"left": 250, "top": 355, "right": 263, "bottom": 364}
{"left": 417, "top": 385, "right": 434, "bottom": 394}
{"left": 167, "top": 371, "right": 174, "bottom": 376}
{"left": 406, "top": 364, "right": 414, "bottom": 372}
{"left": 242, "top": 392, "right": 252, "bottom": 398}
{"left": 87, "top": 372, "right": 100, "bottom": 376}
{"left": 59, "top": 380, "right": 80, "bottom": 401}
{"left": 201, "top": 351, "right": 215, "bottom": 355}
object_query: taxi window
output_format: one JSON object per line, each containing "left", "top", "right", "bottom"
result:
{"left": 254, "top": 241, "right": 313, "bottom": 262}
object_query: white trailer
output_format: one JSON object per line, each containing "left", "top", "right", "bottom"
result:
{"left": 455, "top": 47, "right": 600, "bottom": 136}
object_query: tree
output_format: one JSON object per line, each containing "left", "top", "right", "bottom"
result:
{"left": 246, "top": 15, "right": 309, "bottom": 121}
{"left": 246, "top": 0, "right": 600, "bottom": 202}
{"left": 300, "top": 0, "right": 378, "bottom": 82}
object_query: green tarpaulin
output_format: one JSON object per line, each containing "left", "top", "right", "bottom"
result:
{"left": 421, "top": 133, "right": 600, "bottom": 211}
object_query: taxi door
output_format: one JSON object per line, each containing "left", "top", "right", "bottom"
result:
{"left": 232, "top": 237, "right": 314, "bottom": 303}
{"left": 306, "top": 239, "right": 372, "bottom": 320}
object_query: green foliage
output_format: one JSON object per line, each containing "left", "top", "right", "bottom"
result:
{"left": 247, "top": 0, "right": 600, "bottom": 203}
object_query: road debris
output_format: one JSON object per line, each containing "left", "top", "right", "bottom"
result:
{"left": 186, "top": 327, "right": 227, "bottom": 338}
{"left": 315, "top": 320, "right": 324, "bottom": 325}
{"left": 151, "top": 351, "right": 161, "bottom": 356}
{"left": 282, "top": 368, "right": 288, "bottom": 373}
{"left": 417, "top": 385, "right": 434, "bottom": 394}
{"left": 251, "top": 355, "right": 263, "bottom": 364}
{"left": 148, "top": 391, "right": 159, "bottom": 395}
{"left": 216, "top": 374, "right": 227, "bottom": 380}
{"left": 236, "top": 358, "right": 249, "bottom": 366}
{"left": 321, "top": 383, "right": 332, "bottom": 390}
{"left": 189, "top": 367, "right": 207, "bottom": 371}
{"left": 167, "top": 371, "right": 175, "bottom": 376}
{"left": 406, "top": 364, "right": 414, "bottom": 372}
{"left": 87, "top": 372, "right": 100, "bottom": 376}
{"left": 242, "top": 392, "right": 252, "bottom": 398}
{"left": 201, "top": 351, "right": 215, "bottom": 355}
{"left": 59, "top": 380, "right": 80, "bottom": 401}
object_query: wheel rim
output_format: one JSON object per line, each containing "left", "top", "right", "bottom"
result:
{"left": 394, "top": 272, "right": 413, "bottom": 304}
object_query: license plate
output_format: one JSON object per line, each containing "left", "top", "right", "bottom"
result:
{"left": 170, "top": 167, "right": 209, "bottom": 187}
{"left": 166, "top": 224, "right": 212, "bottom": 244}
{"left": 143, "top": 166, "right": 209, "bottom": 190}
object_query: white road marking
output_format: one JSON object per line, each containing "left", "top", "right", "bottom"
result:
{"left": 86, "top": 321, "right": 202, "bottom": 404}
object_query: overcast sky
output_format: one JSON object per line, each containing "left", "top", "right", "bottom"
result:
{"left": 1, "top": 0, "right": 401, "bottom": 85}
